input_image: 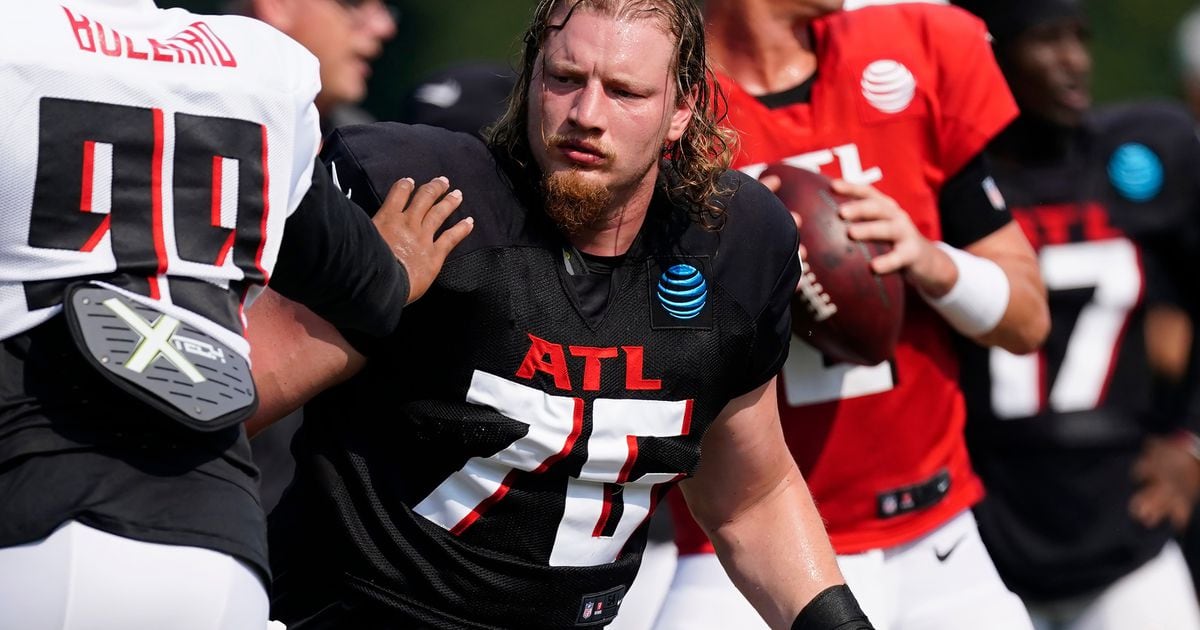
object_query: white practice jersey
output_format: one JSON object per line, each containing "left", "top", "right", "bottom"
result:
{"left": 0, "top": 0, "right": 322, "bottom": 356}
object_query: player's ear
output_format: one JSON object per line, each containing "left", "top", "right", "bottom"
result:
{"left": 665, "top": 87, "right": 694, "bottom": 143}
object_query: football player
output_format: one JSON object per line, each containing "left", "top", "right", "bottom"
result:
{"left": 659, "top": 0, "right": 1049, "bottom": 628}
{"left": 0, "top": 1, "right": 468, "bottom": 628}
{"left": 245, "top": 0, "right": 876, "bottom": 628}
{"left": 226, "top": 0, "right": 397, "bottom": 131}
{"left": 951, "top": 1, "right": 1200, "bottom": 627}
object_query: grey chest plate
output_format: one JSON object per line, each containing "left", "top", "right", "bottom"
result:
{"left": 65, "top": 283, "right": 256, "bottom": 432}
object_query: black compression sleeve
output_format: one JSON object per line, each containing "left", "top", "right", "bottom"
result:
{"left": 791, "top": 585, "right": 874, "bottom": 630}
{"left": 269, "top": 158, "right": 409, "bottom": 343}
{"left": 937, "top": 152, "right": 1013, "bottom": 248}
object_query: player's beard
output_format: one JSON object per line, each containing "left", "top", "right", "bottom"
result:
{"left": 543, "top": 169, "right": 614, "bottom": 235}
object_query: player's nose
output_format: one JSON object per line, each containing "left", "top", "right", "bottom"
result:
{"left": 568, "top": 80, "right": 607, "bottom": 133}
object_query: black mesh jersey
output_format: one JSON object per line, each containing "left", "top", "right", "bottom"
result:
{"left": 268, "top": 123, "right": 801, "bottom": 629}
{"left": 957, "top": 102, "right": 1200, "bottom": 601}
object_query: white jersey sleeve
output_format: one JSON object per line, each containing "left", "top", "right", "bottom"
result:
{"left": 0, "top": 0, "right": 322, "bottom": 356}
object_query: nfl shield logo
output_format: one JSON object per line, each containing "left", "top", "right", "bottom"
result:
{"left": 583, "top": 602, "right": 594, "bottom": 619}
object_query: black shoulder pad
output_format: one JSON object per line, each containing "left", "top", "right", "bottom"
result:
{"left": 320, "top": 123, "right": 499, "bottom": 217}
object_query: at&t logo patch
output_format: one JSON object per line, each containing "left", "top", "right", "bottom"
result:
{"left": 657, "top": 264, "right": 707, "bottom": 319}
{"left": 1108, "top": 142, "right": 1163, "bottom": 202}
{"left": 861, "top": 60, "right": 916, "bottom": 114}
{"left": 648, "top": 258, "right": 712, "bottom": 330}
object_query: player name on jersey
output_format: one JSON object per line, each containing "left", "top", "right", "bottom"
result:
{"left": 63, "top": 7, "right": 236, "bottom": 68}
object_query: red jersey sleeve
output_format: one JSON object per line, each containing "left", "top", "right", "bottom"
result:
{"left": 926, "top": 7, "right": 1018, "bottom": 176}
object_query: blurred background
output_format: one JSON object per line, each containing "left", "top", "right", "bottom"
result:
{"left": 163, "top": 0, "right": 1200, "bottom": 122}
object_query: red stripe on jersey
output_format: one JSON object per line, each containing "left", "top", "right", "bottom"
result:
{"left": 592, "top": 485, "right": 616, "bottom": 537}
{"left": 452, "top": 398, "right": 584, "bottom": 536}
{"left": 80, "top": 140, "right": 95, "bottom": 213}
{"left": 617, "top": 435, "right": 638, "bottom": 484}
{"left": 450, "top": 469, "right": 520, "bottom": 536}
{"left": 211, "top": 155, "right": 223, "bottom": 226}
{"left": 681, "top": 399, "right": 694, "bottom": 436}
{"left": 211, "top": 156, "right": 236, "bottom": 265}
{"left": 81, "top": 215, "right": 110, "bottom": 253}
{"left": 215, "top": 233, "right": 236, "bottom": 267}
{"left": 149, "top": 108, "right": 167, "bottom": 299}
{"left": 255, "top": 124, "right": 270, "bottom": 282}
{"left": 534, "top": 398, "right": 584, "bottom": 474}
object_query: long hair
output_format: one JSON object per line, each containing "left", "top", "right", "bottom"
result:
{"left": 487, "top": 0, "right": 736, "bottom": 228}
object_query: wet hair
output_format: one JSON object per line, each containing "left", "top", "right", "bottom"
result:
{"left": 487, "top": 0, "right": 736, "bottom": 228}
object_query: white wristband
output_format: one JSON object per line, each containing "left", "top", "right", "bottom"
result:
{"left": 921, "top": 241, "right": 1010, "bottom": 337}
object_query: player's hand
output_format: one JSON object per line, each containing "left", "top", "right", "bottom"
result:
{"left": 1130, "top": 434, "right": 1200, "bottom": 531}
{"left": 372, "top": 176, "right": 474, "bottom": 304}
{"left": 834, "top": 179, "right": 951, "bottom": 295}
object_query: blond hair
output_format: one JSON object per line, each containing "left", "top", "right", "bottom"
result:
{"left": 487, "top": 0, "right": 737, "bottom": 228}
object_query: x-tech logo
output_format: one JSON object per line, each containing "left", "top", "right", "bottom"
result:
{"left": 101, "top": 297, "right": 205, "bottom": 384}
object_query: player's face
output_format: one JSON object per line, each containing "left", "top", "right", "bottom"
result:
{"left": 527, "top": 10, "right": 692, "bottom": 211}
{"left": 1005, "top": 17, "right": 1092, "bottom": 127}
{"left": 290, "top": 0, "right": 397, "bottom": 114}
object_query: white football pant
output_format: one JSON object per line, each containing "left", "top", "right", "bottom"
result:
{"left": 652, "top": 510, "right": 1033, "bottom": 630}
{"left": 0, "top": 520, "right": 268, "bottom": 630}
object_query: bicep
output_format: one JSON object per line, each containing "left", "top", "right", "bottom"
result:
{"left": 963, "top": 220, "right": 1036, "bottom": 265}
{"left": 245, "top": 288, "right": 365, "bottom": 436}
{"left": 680, "top": 377, "right": 795, "bottom": 530}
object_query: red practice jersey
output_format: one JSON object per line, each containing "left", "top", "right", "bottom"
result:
{"left": 673, "top": 4, "right": 1017, "bottom": 554}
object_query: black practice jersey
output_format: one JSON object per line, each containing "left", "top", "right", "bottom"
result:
{"left": 958, "top": 102, "right": 1200, "bottom": 601}
{"left": 269, "top": 123, "right": 801, "bottom": 629}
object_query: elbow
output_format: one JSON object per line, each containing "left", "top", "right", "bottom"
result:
{"left": 1011, "top": 279, "right": 1052, "bottom": 353}
{"left": 1006, "top": 305, "right": 1050, "bottom": 355}
{"left": 983, "top": 299, "right": 1050, "bottom": 355}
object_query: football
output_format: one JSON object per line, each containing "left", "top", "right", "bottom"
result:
{"left": 762, "top": 163, "right": 904, "bottom": 366}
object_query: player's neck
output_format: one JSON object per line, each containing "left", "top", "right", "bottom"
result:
{"left": 705, "top": 3, "right": 818, "bottom": 95}
{"left": 567, "top": 175, "right": 655, "bottom": 257}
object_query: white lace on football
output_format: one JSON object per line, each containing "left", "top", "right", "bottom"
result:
{"left": 796, "top": 269, "right": 839, "bottom": 322}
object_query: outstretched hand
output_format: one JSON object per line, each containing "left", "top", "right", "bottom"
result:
{"left": 1130, "top": 434, "right": 1200, "bottom": 531}
{"left": 372, "top": 176, "right": 474, "bottom": 304}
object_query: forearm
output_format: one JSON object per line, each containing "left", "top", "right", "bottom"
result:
{"left": 970, "top": 253, "right": 1048, "bottom": 354}
{"left": 270, "top": 159, "right": 410, "bottom": 338}
{"left": 912, "top": 223, "right": 1048, "bottom": 354}
{"left": 694, "top": 466, "right": 844, "bottom": 629}
{"left": 245, "top": 289, "right": 365, "bottom": 436}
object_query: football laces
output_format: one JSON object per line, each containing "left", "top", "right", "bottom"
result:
{"left": 797, "top": 269, "right": 838, "bottom": 322}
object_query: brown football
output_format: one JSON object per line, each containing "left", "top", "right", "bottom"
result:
{"left": 762, "top": 163, "right": 904, "bottom": 366}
